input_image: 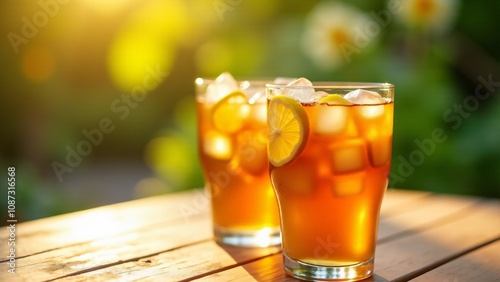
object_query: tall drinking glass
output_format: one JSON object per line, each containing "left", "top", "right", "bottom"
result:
{"left": 195, "top": 74, "right": 281, "bottom": 247}
{"left": 266, "top": 81, "right": 394, "bottom": 280}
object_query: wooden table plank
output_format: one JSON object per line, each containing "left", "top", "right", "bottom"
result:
{"left": 413, "top": 240, "right": 500, "bottom": 281}
{"left": 2, "top": 189, "right": 498, "bottom": 282}
{"left": 378, "top": 193, "right": 482, "bottom": 241}
{"left": 39, "top": 189, "right": 431, "bottom": 282}
{"left": 193, "top": 196, "right": 500, "bottom": 281}
{"left": 0, "top": 189, "right": 211, "bottom": 258}
{"left": 0, "top": 213, "right": 212, "bottom": 281}
{"left": 380, "top": 189, "right": 432, "bottom": 217}
{"left": 57, "top": 241, "right": 281, "bottom": 282}
{"left": 191, "top": 253, "right": 395, "bottom": 282}
{"left": 375, "top": 199, "right": 500, "bottom": 281}
{"left": 192, "top": 253, "right": 289, "bottom": 282}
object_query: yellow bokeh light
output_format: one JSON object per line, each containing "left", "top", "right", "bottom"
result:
{"left": 144, "top": 134, "right": 193, "bottom": 187}
{"left": 108, "top": 31, "right": 173, "bottom": 93}
{"left": 108, "top": 0, "right": 194, "bottom": 93}
{"left": 136, "top": 0, "right": 195, "bottom": 46}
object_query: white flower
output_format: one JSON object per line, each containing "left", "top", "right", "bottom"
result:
{"left": 301, "top": 1, "right": 375, "bottom": 70}
{"left": 396, "top": 0, "right": 459, "bottom": 33}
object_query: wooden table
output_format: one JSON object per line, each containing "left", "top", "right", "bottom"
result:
{"left": 1, "top": 188, "right": 499, "bottom": 281}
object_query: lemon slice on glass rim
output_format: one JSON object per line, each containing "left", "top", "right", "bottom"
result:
{"left": 211, "top": 91, "right": 249, "bottom": 134}
{"left": 268, "top": 95, "right": 309, "bottom": 167}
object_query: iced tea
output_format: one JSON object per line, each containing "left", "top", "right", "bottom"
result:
{"left": 196, "top": 73, "right": 280, "bottom": 247}
{"left": 267, "top": 80, "right": 394, "bottom": 280}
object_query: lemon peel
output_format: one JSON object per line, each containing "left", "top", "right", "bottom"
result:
{"left": 268, "top": 95, "right": 309, "bottom": 167}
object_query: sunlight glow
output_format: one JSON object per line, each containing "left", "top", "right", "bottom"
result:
{"left": 67, "top": 210, "right": 122, "bottom": 242}
{"left": 108, "top": 31, "right": 173, "bottom": 93}
{"left": 255, "top": 227, "right": 274, "bottom": 247}
{"left": 108, "top": 0, "right": 193, "bottom": 92}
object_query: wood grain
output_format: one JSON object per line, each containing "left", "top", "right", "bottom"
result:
{"left": 378, "top": 193, "right": 483, "bottom": 241}
{"left": 1, "top": 189, "right": 499, "bottom": 282}
{"left": 192, "top": 194, "right": 500, "bottom": 281}
{"left": 0, "top": 189, "right": 211, "bottom": 258}
{"left": 57, "top": 241, "right": 281, "bottom": 282}
{"left": 412, "top": 240, "right": 500, "bottom": 281}
{"left": 375, "top": 199, "right": 500, "bottom": 281}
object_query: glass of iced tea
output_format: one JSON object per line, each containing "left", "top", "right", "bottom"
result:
{"left": 195, "top": 72, "right": 281, "bottom": 247}
{"left": 266, "top": 78, "right": 394, "bottom": 280}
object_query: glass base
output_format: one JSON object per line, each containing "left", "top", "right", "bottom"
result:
{"left": 284, "top": 253, "right": 373, "bottom": 281}
{"left": 214, "top": 225, "right": 281, "bottom": 247}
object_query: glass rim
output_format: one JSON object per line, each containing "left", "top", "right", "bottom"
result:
{"left": 266, "top": 82, "right": 394, "bottom": 90}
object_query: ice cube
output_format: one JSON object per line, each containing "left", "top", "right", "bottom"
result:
{"left": 368, "top": 135, "right": 392, "bottom": 167}
{"left": 345, "top": 89, "right": 386, "bottom": 118}
{"left": 203, "top": 130, "right": 232, "bottom": 160}
{"left": 270, "top": 157, "right": 317, "bottom": 195}
{"left": 240, "top": 80, "right": 264, "bottom": 103}
{"left": 331, "top": 171, "right": 365, "bottom": 196}
{"left": 357, "top": 104, "right": 385, "bottom": 119}
{"left": 284, "top": 77, "right": 316, "bottom": 103}
{"left": 311, "top": 91, "right": 329, "bottom": 100}
{"left": 315, "top": 106, "right": 349, "bottom": 135}
{"left": 206, "top": 72, "right": 239, "bottom": 102}
{"left": 330, "top": 139, "right": 367, "bottom": 174}
{"left": 248, "top": 90, "right": 265, "bottom": 104}
{"left": 251, "top": 103, "right": 267, "bottom": 124}
{"left": 287, "top": 77, "right": 313, "bottom": 87}
{"left": 232, "top": 131, "right": 268, "bottom": 176}
{"left": 274, "top": 77, "right": 298, "bottom": 84}
{"left": 344, "top": 89, "right": 386, "bottom": 104}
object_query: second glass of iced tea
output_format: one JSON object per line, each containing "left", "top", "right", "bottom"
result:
{"left": 266, "top": 80, "right": 394, "bottom": 280}
{"left": 196, "top": 73, "right": 281, "bottom": 247}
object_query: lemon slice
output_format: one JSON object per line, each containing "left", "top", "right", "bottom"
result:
{"left": 319, "top": 94, "right": 352, "bottom": 105}
{"left": 211, "top": 91, "right": 249, "bottom": 133}
{"left": 268, "top": 95, "right": 309, "bottom": 167}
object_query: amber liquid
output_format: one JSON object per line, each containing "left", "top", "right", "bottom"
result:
{"left": 270, "top": 101, "right": 393, "bottom": 265}
{"left": 197, "top": 98, "right": 280, "bottom": 231}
